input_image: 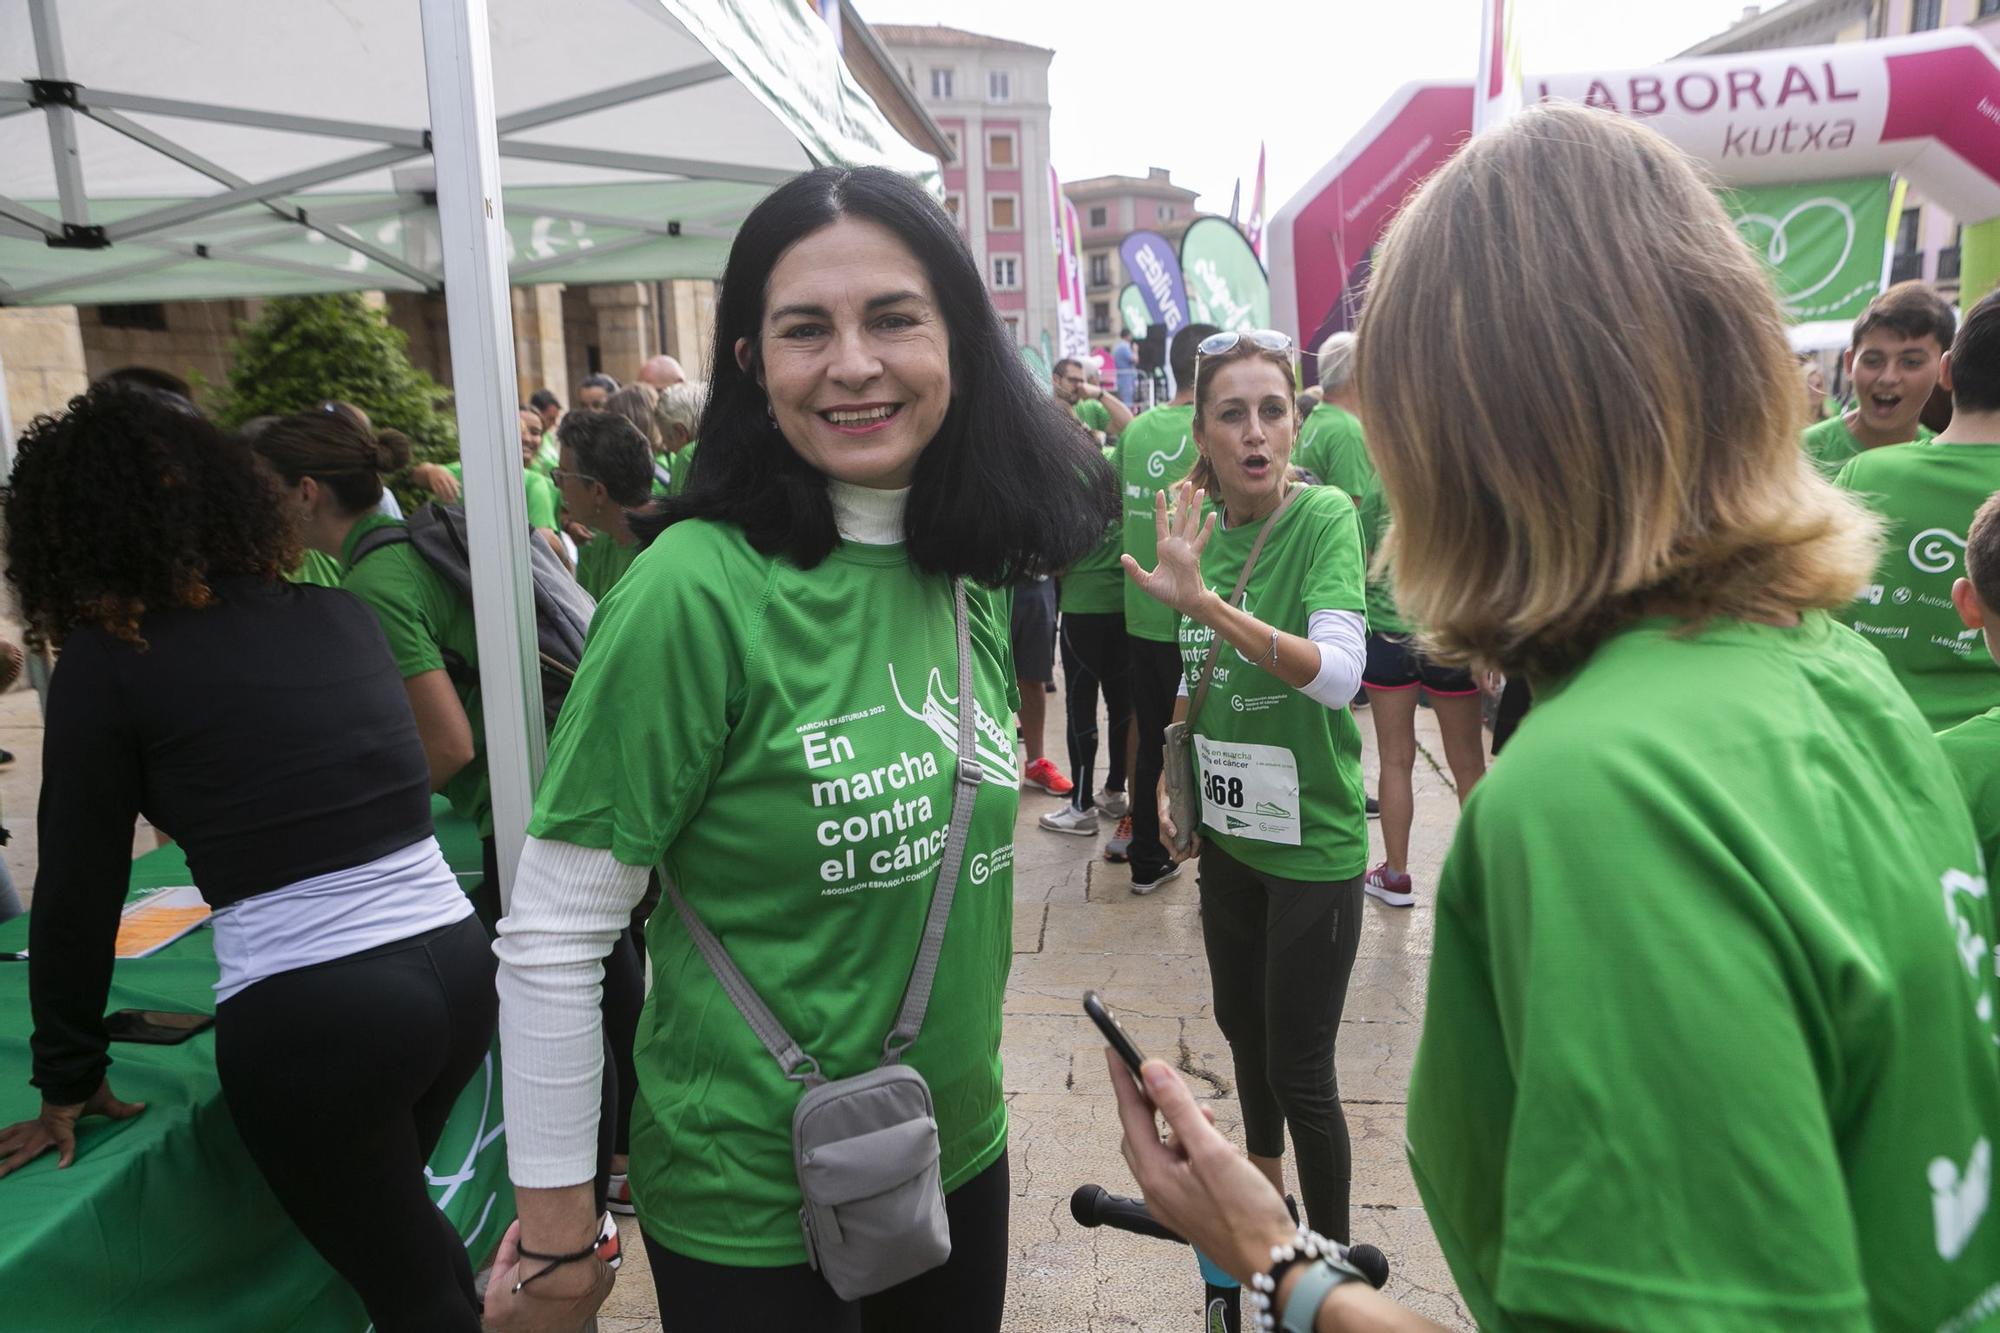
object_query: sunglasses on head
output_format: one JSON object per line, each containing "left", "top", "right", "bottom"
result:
{"left": 549, "top": 468, "right": 597, "bottom": 488}
{"left": 1196, "top": 329, "right": 1294, "bottom": 357}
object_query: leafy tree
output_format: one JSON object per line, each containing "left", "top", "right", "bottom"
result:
{"left": 207, "top": 294, "right": 458, "bottom": 494}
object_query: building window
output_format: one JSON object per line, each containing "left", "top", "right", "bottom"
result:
{"left": 1088, "top": 206, "right": 1107, "bottom": 228}
{"left": 930, "top": 68, "right": 955, "bottom": 99}
{"left": 1092, "top": 301, "right": 1111, "bottom": 335}
{"left": 96, "top": 302, "right": 169, "bottom": 331}
{"left": 1089, "top": 253, "right": 1110, "bottom": 287}
{"left": 1910, "top": 0, "right": 1941, "bottom": 29}
{"left": 992, "top": 256, "right": 1019, "bottom": 290}
{"left": 990, "top": 195, "right": 1019, "bottom": 231}
{"left": 1891, "top": 207, "right": 1923, "bottom": 283}
{"left": 1156, "top": 204, "right": 1178, "bottom": 222}
{"left": 988, "top": 70, "right": 1012, "bottom": 102}
{"left": 943, "top": 129, "right": 960, "bottom": 162}
{"left": 944, "top": 194, "right": 964, "bottom": 228}
{"left": 1003, "top": 315, "right": 1022, "bottom": 343}
{"left": 987, "top": 131, "right": 1016, "bottom": 169}
{"left": 1983, "top": 0, "right": 2000, "bottom": 16}
{"left": 1940, "top": 226, "right": 1964, "bottom": 283}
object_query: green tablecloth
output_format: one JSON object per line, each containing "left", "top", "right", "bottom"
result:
{"left": 0, "top": 802, "right": 512, "bottom": 1331}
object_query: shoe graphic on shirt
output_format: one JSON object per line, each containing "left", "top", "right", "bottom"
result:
{"left": 1254, "top": 800, "right": 1291, "bottom": 819}
{"left": 1930, "top": 1137, "right": 1991, "bottom": 1261}
{"left": 888, "top": 662, "right": 1018, "bottom": 786}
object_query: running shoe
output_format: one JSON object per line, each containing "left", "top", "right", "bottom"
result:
{"left": 1365, "top": 795, "right": 1381, "bottom": 819}
{"left": 1021, "top": 757, "right": 1075, "bottom": 796}
{"left": 1131, "top": 862, "right": 1183, "bottom": 895}
{"left": 1103, "top": 816, "right": 1133, "bottom": 862}
{"left": 1095, "top": 787, "right": 1130, "bottom": 818}
{"left": 1038, "top": 804, "right": 1100, "bottom": 836}
{"left": 1363, "top": 862, "right": 1415, "bottom": 908}
{"left": 607, "top": 1172, "right": 636, "bottom": 1216}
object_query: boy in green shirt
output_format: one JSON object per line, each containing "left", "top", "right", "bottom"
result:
{"left": 1803, "top": 281, "right": 1955, "bottom": 476}
{"left": 554, "top": 409, "right": 653, "bottom": 602}
{"left": 1836, "top": 290, "right": 2000, "bottom": 731}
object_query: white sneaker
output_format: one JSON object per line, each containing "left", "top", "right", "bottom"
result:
{"left": 1094, "top": 787, "right": 1130, "bottom": 818}
{"left": 1038, "top": 804, "right": 1100, "bottom": 836}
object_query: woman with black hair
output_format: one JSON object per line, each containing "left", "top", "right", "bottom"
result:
{"left": 485, "top": 165, "right": 1116, "bottom": 1331}
{"left": 0, "top": 386, "right": 495, "bottom": 1331}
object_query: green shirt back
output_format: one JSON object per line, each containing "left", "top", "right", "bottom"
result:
{"left": 1938, "top": 705, "right": 2000, "bottom": 883}
{"left": 574, "top": 532, "right": 640, "bottom": 603}
{"left": 286, "top": 548, "right": 344, "bottom": 589}
{"left": 1834, "top": 442, "right": 2000, "bottom": 730}
{"left": 1060, "top": 446, "right": 1125, "bottom": 616}
{"left": 1803, "top": 412, "right": 1936, "bottom": 477}
{"left": 1176, "top": 485, "right": 1369, "bottom": 881}
{"left": 529, "top": 522, "right": 1021, "bottom": 1265}
{"left": 338, "top": 512, "right": 493, "bottom": 837}
{"left": 1408, "top": 614, "right": 2000, "bottom": 1331}
{"left": 1119, "top": 404, "right": 1198, "bottom": 641}
{"left": 1072, "top": 399, "right": 1111, "bottom": 436}
{"left": 1294, "top": 403, "right": 1371, "bottom": 497}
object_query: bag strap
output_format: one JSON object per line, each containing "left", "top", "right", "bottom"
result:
{"left": 662, "top": 580, "right": 981, "bottom": 1088}
{"left": 1186, "top": 484, "right": 1296, "bottom": 727}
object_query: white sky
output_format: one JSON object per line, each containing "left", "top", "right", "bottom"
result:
{"left": 867, "top": 0, "right": 1776, "bottom": 215}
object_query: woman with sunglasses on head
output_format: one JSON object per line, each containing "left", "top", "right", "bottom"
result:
{"left": 0, "top": 385, "right": 496, "bottom": 1330}
{"left": 1114, "top": 104, "right": 2000, "bottom": 1332}
{"left": 1123, "top": 327, "right": 1371, "bottom": 1244}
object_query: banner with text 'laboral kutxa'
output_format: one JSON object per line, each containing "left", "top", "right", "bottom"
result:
{"left": 1722, "top": 175, "right": 1894, "bottom": 348}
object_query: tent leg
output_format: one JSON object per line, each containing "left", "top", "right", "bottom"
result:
{"left": 418, "top": 0, "right": 544, "bottom": 916}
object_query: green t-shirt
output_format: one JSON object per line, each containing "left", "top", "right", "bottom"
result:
{"left": 573, "top": 531, "right": 640, "bottom": 603}
{"left": 1293, "top": 403, "right": 1371, "bottom": 497}
{"left": 445, "top": 460, "right": 561, "bottom": 531}
{"left": 1937, "top": 705, "right": 2000, "bottom": 883}
{"left": 1408, "top": 613, "right": 2000, "bottom": 1331}
{"left": 1072, "top": 398, "right": 1111, "bottom": 436}
{"left": 1834, "top": 442, "right": 2000, "bottom": 731}
{"left": 1060, "top": 446, "right": 1125, "bottom": 616}
{"left": 1175, "top": 485, "right": 1369, "bottom": 881}
{"left": 338, "top": 512, "right": 493, "bottom": 838}
{"left": 1355, "top": 474, "right": 1406, "bottom": 637}
{"left": 285, "top": 548, "right": 344, "bottom": 589}
{"left": 1119, "top": 403, "right": 1198, "bottom": 641}
{"left": 651, "top": 440, "right": 699, "bottom": 499}
{"left": 1802, "top": 412, "right": 1936, "bottom": 477}
{"left": 530, "top": 521, "right": 1022, "bottom": 1265}
{"left": 531, "top": 433, "right": 560, "bottom": 477}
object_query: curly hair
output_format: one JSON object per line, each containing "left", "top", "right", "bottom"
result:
{"left": 6, "top": 384, "right": 302, "bottom": 650}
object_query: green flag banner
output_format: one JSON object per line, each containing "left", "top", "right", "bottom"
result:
{"left": 1119, "top": 283, "right": 1151, "bottom": 339}
{"left": 1178, "top": 217, "right": 1271, "bottom": 333}
{"left": 1724, "top": 176, "right": 1893, "bottom": 327}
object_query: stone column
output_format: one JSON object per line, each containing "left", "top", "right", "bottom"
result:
{"left": 510, "top": 283, "right": 568, "bottom": 406}
{"left": 0, "top": 305, "right": 89, "bottom": 465}
{"left": 589, "top": 282, "right": 653, "bottom": 384}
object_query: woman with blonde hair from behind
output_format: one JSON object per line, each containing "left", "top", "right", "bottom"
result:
{"left": 1108, "top": 103, "right": 2000, "bottom": 1332}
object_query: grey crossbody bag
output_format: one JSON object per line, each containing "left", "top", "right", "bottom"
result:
{"left": 1162, "top": 486, "right": 1295, "bottom": 859}
{"left": 662, "top": 580, "right": 982, "bottom": 1300}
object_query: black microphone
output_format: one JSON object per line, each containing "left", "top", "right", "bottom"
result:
{"left": 1069, "top": 1184, "right": 1187, "bottom": 1243}
{"left": 1345, "top": 1243, "right": 1390, "bottom": 1290}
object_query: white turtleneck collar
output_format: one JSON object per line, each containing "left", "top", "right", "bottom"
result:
{"left": 829, "top": 479, "right": 909, "bottom": 546}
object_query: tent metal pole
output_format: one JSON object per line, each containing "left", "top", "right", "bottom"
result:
{"left": 81, "top": 106, "right": 441, "bottom": 290}
{"left": 75, "top": 88, "right": 427, "bottom": 148}
{"left": 3, "top": 248, "right": 189, "bottom": 304}
{"left": 0, "top": 194, "right": 63, "bottom": 239}
{"left": 192, "top": 243, "right": 429, "bottom": 290}
{"left": 27, "top": 0, "right": 88, "bottom": 230}
{"left": 507, "top": 230, "right": 664, "bottom": 280}
{"left": 100, "top": 144, "right": 425, "bottom": 244}
{"left": 494, "top": 62, "right": 730, "bottom": 135}
{"left": 419, "top": 0, "right": 544, "bottom": 915}
{"left": 496, "top": 139, "right": 796, "bottom": 187}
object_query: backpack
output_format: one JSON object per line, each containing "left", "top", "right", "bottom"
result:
{"left": 350, "top": 502, "right": 595, "bottom": 729}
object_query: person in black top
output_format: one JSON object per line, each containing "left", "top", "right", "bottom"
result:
{"left": 0, "top": 386, "right": 496, "bottom": 1333}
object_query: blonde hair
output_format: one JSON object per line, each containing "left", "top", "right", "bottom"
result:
{"left": 1356, "top": 103, "right": 1880, "bottom": 678}
{"left": 1189, "top": 341, "right": 1296, "bottom": 494}
{"left": 605, "top": 383, "right": 661, "bottom": 449}
{"left": 654, "top": 380, "right": 708, "bottom": 445}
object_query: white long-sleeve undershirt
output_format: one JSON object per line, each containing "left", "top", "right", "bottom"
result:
{"left": 1177, "top": 608, "right": 1368, "bottom": 710}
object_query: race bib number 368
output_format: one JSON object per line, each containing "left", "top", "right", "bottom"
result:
{"left": 1193, "top": 734, "right": 1302, "bottom": 846}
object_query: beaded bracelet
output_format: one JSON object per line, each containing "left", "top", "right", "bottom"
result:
{"left": 1244, "top": 1226, "right": 1367, "bottom": 1331}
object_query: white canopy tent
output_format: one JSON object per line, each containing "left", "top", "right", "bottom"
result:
{"left": 0, "top": 0, "right": 939, "bottom": 901}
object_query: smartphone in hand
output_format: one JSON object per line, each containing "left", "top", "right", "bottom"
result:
{"left": 1083, "top": 990, "right": 1148, "bottom": 1087}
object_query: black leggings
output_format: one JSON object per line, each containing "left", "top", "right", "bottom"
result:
{"left": 1125, "top": 635, "right": 1187, "bottom": 879}
{"left": 213, "top": 916, "right": 497, "bottom": 1333}
{"left": 1058, "top": 611, "right": 1133, "bottom": 810}
{"left": 480, "top": 837, "right": 644, "bottom": 1168}
{"left": 1196, "top": 842, "right": 1363, "bottom": 1242}
{"left": 643, "top": 1152, "right": 1010, "bottom": 1331}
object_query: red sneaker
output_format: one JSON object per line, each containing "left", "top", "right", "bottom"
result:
{"left": 1021, "top": 757, "right": 1074, "bottom": 796}
{"left": 1363, "top": 862, "right": 1415, "bottom": 908}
